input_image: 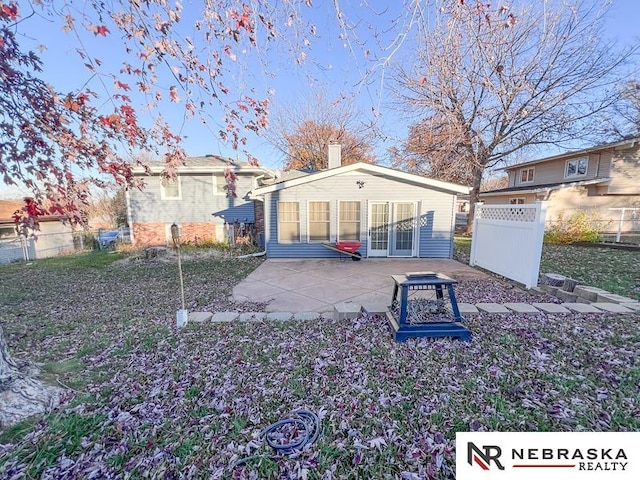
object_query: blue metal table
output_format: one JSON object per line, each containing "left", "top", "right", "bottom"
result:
{"left": 386, "top": 272, "right": 472, "bottom": 342}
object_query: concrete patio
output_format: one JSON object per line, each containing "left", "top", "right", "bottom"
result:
{"left": 232, "top": 258, "right": 488, "bottom": 313}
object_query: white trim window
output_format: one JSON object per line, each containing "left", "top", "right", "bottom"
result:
{"left": 212, "top": 174, "right": 227, "bottom": 196}
{"left": 565, "top": 158, "right": 588, "bottom": 178}
{"left": 519, "top": 167, "right": 534, "bottom": 184}
{"left": 0, "top": 226, "right": 17, "bottom": 238}
{"left": 339, "top": 201, "right": 361, "bottom": 241}
{"left": 277, "top": 202, "right": 300, "bottom": 243}
{"left": 308, "top": 201, "right": 330, "bottom": 243}
{"left": 509, "top": 198, "right": 525, "bottom": 205}
{"left": 160, "top": 177, "right": 181, "bottom": 200}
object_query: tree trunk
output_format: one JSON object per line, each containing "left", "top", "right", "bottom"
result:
{"left": 0, "top": 325, "right": 63, "bottom": 428}
{"left": 465, "top": 166, "right": 484, "bottom": 232}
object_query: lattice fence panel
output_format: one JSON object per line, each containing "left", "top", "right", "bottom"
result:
{"left": 476, "top": 206, "right": 537, "bottom": 222}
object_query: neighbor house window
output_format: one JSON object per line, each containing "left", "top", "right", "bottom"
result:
{"left": 339, "top": 201, "right": 361, "bottom": 241}
{"left": 0, "top": 227, "right": 16, "bottom": 238}
{"left": 519, "top": 167, "right": 534, "bottom": 183}
{"left": 308, "top": 201, "right": 330, "bottom": 242}
{"left": 278, "top": 202, "right": 300, "bottom": 242}
{"left": 213, "top": 175, "right": 227, "bottom": 196}
{"left": 509, "top": 198, "right": 525, "bottom": 205}
{"left": 161, "top": 177, "right": 181, "bottom": 199}
{"left": 565, "top": 158, "right": 588, "bottom": 178}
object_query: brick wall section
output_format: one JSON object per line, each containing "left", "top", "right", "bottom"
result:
{"left": 132, "top": 223, "right": 165, "bottom": 246}
{"left": 133, "top": 222, "right": 218, "bottom": 246}
{"left": 180, "top": 222, "right": 217, "bottom": 244}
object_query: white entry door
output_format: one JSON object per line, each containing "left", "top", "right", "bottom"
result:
{"left": 390, "top": 202, "right": 416, "bottom": 257}
{"left": 368, "top": 202, "right": 417, "bottom": 257}
{"left": 368, "top": 202, "right": 389, "bottom": 257}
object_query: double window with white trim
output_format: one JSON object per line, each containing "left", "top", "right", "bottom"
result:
{"left": 519, "top": 167, "right": 534, "bottom": 184}
{"left": 565, "top": 157, "right": 588, "bottom": 178}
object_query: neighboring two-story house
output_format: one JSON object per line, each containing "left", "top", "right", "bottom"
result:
{"left": 480, "top": 138, "right": 640, "bottom": 232}
{"left": 127, "top": 156, "right": 265, "bottom": 246}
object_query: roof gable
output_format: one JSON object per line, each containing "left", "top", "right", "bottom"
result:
{"left": 251, "top": 162, "right": 469, "bottom": 195}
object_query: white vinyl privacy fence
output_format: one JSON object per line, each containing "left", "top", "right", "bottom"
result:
{"left": 470, "top": 202, "right": 547, "bottom": 288}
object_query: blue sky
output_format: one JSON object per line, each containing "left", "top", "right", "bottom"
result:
{"left": 2, "top": 0, "right": 639, "bottom": 198}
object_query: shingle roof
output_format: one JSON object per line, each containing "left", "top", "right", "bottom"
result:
{"left": 500, "top": 137, "right": 640, "bottom": 171}
{"left": 480, "top": 178, "right": 609, "bottom": 195}
{"left": 135, "top": 155, "right": 264, "bottom": 174}
{"left": 251, "top": 162, "right": 470, "bottom": 195}
{"left": 0, "top": 199, "right": 22, "bottom": 219}
{"left": 147, "top": 155, "right": 248, "bottom": 168}
{"left": 258, "top": 169, "right": 310, "bottom": 186}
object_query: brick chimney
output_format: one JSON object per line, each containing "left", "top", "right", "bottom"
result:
{"left": 327, "top": 142, "right": 341, "bottom": 169}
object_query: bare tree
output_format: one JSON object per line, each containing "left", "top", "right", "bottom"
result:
{"left": 83, "top": 188, "right": 128, "bottom": 227}
{"left": 393, "top": 0, "right": 638, "bottom": 228}
{"left": 389, "top": 119, "right": 476, "bottom": 185}
{"left": 267, "top": 92, "right": 377, "bottom": 170}
{"left": 481, "top": 175, "right": 508, "bottom": 192}
{"left": 614, "top": 80, "right": 640, "bottom": 136}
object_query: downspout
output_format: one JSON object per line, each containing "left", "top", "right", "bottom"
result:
{"left": 125, "top": 188, "right": 135, "bottom": 245}
{"left": 235, "top": 250, "right": 266, "bottom": 259}
{"left": 449, "top": 194, "right": 457, "bottom": 259}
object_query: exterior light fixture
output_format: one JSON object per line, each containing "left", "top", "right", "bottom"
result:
{"left": 170, "top": 223, "right": 180, "bottom": 245}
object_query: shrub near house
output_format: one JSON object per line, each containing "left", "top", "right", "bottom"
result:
{"left": 544, "top": 211, "right": 601, "bottom": 244}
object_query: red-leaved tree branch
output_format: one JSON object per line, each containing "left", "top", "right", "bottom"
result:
{"left": 1, "top": 0, "right": 313, "bottom": 225}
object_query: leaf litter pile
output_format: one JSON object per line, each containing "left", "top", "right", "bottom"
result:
{"left": 0, "top": 251, "right": 638, "bottom": 479}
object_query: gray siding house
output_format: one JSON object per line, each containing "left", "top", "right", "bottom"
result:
{"left": 127, "top": 156, "right": 264, "bottom": 246}
{"left": 250, "top": 148, "right": 469, "bottom": 258}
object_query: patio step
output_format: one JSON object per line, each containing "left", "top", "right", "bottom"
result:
{"left": 590, "top": 303, "right": 634, "bottom": 313}
{"left": 334, "top": 301, "right": 362, "bottom": 321}
{"left": 531, "top": 303, "right": 571, "bottom": 314}
{"left": 182, "top": 300, "right": 638, "bottom": 327}
{"left": 476, "top": 303, "right": 510, "bottom": 314}
{"left": 503, "top": 303, "right": 542, "bottom": 314}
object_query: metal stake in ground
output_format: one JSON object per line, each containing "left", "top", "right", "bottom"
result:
{"left": 171, "top": 223, "right": 187, "bottom": 327}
